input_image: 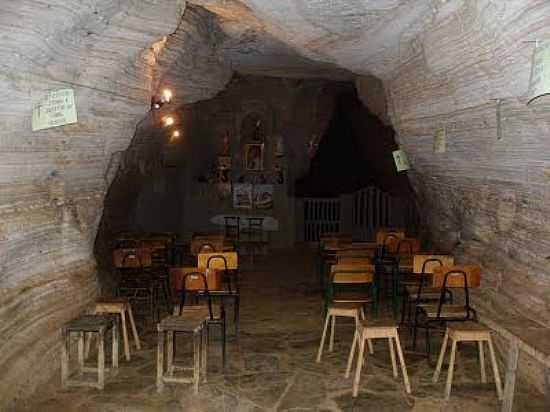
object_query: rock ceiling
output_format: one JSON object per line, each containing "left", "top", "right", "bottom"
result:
{"left": 189, "top": 0, "right": 451, "bottom": 80}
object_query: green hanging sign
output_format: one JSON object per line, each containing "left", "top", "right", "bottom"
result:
{"left": 392, "top": 149, "right": 410, "bottom": 172}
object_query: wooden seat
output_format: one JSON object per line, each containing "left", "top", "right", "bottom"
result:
{"left": 413, "top": 266, "right": 480, "bottom": 361}
{"left": 333, "top": 291, "right": 372, "bottom": 303}
{"left": 157, "top": 314, "right": 208, "bottom": 395}
{"left": 326, "top": 263, "right": 376, "bottom": 312}
{"left": 346, "top": 320, "right": 411, "bottom": 397}
{"left": 318, "top": 264, "right": 376, "bottom": 363}
{"left": 433, "top": 323, "right": 503, "bottom": 400}
{"left": 401, "top": 255, "right": 454, "bottom": 326}
{"left": 178, "top": 271, "right": 227, "bottom": 369}
{"left": 416, "top": 304, "right": 471, "bottom": 318}
{"left": 316, "top": 303, "right": 373, "bottom": 363}
{"left": 61, "top": 315, "right": 119, "bottom": 390}
{"left": 91, "top": 297, "right": 141, "bottom": 361}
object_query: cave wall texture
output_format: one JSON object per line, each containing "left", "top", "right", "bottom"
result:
{"left": 0, "top": 1, "right": 233, "bottom": 406}
{"left": 1, "top": 0, "right": 550, "bottom": 405}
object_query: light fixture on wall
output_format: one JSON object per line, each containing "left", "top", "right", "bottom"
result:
{"left": 170, "top": 129, "right": 180, "bottom": 143}
{"left": 162, "top": 116, "right": 175, "bottom": 127}
{"left": 151, "top": 88, "right": 174, "bottom": 109}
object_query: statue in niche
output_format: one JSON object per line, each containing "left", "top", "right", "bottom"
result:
{"left": 222, "top": 130, "right": 230, "bottom": 156}
{"left": 241, "top": 113, "right": 265, "bottom": 143}
{"left": 307, "top": 133, "right": 320, "bottom": 158}
{"left": 254, "top": 120, "right": 262, "bottom": 141}
{"left": 275, "top": 135, "right": 285, "bottom": 157}
{"left": 274, "top": 163, "right": 284, "bottom": 184}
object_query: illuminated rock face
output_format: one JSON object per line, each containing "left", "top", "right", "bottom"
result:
{"left": 1, "top": 0, "right": 550, "bottom": 405}
{"left": 0, "top": 1, "right": 232, "bottom": 406}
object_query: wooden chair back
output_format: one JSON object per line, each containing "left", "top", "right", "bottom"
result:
{"left": 432, "top": 265, "right": 481, "bottom": 288}
{"left": 190, "top": 235, "right": 225, "bottom": 255}
{"left": 375, "top": 229, "right": 405, "bottom": 246}
{"left": 396, "top": 238, "right": 421, "bottom": 256}
{"left": 170, "top": 267, "right": 222, "bottom": 291}
{"left": 413, "top": 255, "right": 454, "bottom": 274}
{"left": 198, "top": 252, "right": 238, "bottom": 270}
{"left": 178, "top": 271, "right": 215, "bottom": 319}
{"left": 113, "top": 248, "right": 151, "bottom": 268}
{"left": 330, "top": 263, "right": 374, "bottom": 284}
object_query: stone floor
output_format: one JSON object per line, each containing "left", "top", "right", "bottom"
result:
{"left": 20, "top": 247, "right": 548, "bottom": 411}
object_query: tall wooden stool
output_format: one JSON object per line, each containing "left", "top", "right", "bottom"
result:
{"left": 157, "top": 313, "right": 208, "bottom": 395}
{"left": 61, "top": 315, "right": 119, "bottom": 390}
{"left": 433, "top": 322, "right": 503, "bottom": 400}
{"left": 91, "top": 297, "right": 141, "bottom": 361}
{"left": 346, "top": 320, "right": 411, "bottom": 397}
{"left": 316, "top": 303, "right": 373, "bottom": 362}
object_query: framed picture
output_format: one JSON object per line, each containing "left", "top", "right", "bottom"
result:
{"left": 253, "top": 184, "right": 273, "bottom": 209}
{"left": 244, "top": 143, "right": 264, "bottom": 171}
{"left": 233, "top": 183, "right": 253, "bottom": 209}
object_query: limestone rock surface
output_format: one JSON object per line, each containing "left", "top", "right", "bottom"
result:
{"left": 2, "top": 0, "right": 550, "bottom": 405}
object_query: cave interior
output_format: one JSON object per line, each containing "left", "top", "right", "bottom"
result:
{"left": 1, "top": 1, "right": 550, "bottom": 411}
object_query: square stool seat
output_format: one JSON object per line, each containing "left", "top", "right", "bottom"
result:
{"left": 157, "top": 313, "right": 209, "bottom": 394}
{"left": 61, "top": 315, "right": 119, "bottom": 390}
{"left": 63, "top": 315, "right": 115, "bottom": 333}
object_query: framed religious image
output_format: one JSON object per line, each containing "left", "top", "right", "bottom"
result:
{"left": 253, "top": 184, "right": 273, "bottom": 209}
{"left": 233, "top": 183, "right": 253, "bottom": 209}
{"left": 244, "top": 143, "right": 264, "bottom": 171}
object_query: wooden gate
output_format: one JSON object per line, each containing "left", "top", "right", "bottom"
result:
{"left": 303, "top": 197, "right": 341, "bottom": 242}
{"left": 352, "top": 186, "right": 392, "bottom": 241}
{"left": 302, "top": 186, "right": 418, "bottom": 242}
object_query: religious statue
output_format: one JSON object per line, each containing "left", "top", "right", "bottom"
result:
{"left": 274, "top": 163, "right": 284, "bottom": 184}
{"left": 275, "top": 135, "right": 285, "bottom": 157}
{"left": 307, "top": 133, "right": 320, "bottom": 158}
{"left": 222, "top": 130, "right": 230, "bottom": 156}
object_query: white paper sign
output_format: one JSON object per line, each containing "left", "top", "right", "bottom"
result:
{"left": 392, "top": 150, "right": 410, "bottom": 172}
{"left": 433, "top": 128, "right": 446, "bottom": 153}
{"left": 32, "top": 89, "right": 78, "bottom": 131}
{"left": 528, "top": 41, "right": 550, "bottom": 104}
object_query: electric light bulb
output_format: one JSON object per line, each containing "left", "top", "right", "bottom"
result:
{"left": 163, "top": 116, "right": 175, "bottom": 127}
{"left": 172, "top": 130, "right": 180, "bottom": 138}
{"left": 162, "top": 89, "right": 173, "bottom": 103}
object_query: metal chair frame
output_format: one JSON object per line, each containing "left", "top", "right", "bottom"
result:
{"left": 205, "top": 255, "right": 240, "bottom": 338}
{"left": 412, "top": 269, "right": 477, "bottom": 362}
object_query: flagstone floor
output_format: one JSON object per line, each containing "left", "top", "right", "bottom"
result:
{"left": 19, "top": 247, "right": 547, "bottom": 411}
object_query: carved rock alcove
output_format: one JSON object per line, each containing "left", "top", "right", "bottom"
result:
{"left": 235, "top": 100, "right": 274, "bottom": 177}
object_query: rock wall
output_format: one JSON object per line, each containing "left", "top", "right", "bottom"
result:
{"left": 384, "top": 0, "right": 550, "bottom": 390}
{"left": 0, "top": 1, "right": 232, "bottom": 407}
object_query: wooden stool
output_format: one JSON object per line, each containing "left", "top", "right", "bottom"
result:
{"left": 61, "top": 315, "right": 118, "bottom": 390}
{"left": 346, "top": 320, "right": 411, "bottom": 397}
{"left": 316, "top": 303, "right": 373, "bottom": 362}
{"left": 91, "top": 297, "right": 141, "bottom": 361}
{"left": 157, "top": 313, "right": 208, "bottom": 395}
{"left": 433, "top": 322, "right": 503, "bottom": 400}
